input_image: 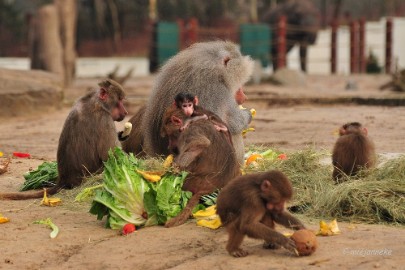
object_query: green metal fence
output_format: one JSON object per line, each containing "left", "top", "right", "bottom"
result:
{"left": 240, "top": 23, "right": 271, "bottom": 67}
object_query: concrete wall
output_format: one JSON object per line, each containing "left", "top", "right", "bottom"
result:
{"left": 0, "top": 57, "right": 149, "bottom": 77}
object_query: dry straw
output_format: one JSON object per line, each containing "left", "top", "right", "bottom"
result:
{"left": 246, "top": 146, "right": 405, "bottom": 225}
{"left": 61, "top": 146, "right": 405, "bottom": 225}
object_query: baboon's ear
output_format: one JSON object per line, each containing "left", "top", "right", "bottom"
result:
{"left": 223, "top": 56, "right": 231, "bottom": 66}
{"left": 171, "top": 115, "right": 183, "bottom": 126}
{"left": 99, "top": 87, "right": 108, "bottom": 100}
{"left": 261, "top": 180, "right": 272, "bottom": 192}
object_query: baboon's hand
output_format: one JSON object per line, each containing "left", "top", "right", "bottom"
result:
{"left": 282, "top": 237, "right": 297, "bottom": 253}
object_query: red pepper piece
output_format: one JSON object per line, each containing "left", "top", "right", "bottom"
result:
{"left": 122, "top": 223, "right": 136, "bottom": 235}
{"left": 13, "top": 152, "right": 31, "bottom": 158}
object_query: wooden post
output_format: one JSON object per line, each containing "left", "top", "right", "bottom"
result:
{"left": 29, "top": 5, "right": 63, "bottom": 76}
{"left": 277, "top": 15, "right": 287, "bottom": 69}
{"left": 330, "top": 20, "right": 338, "bottom": 74}
{"left": 54, "top": 0, "right": 77, "bottom": 87}
{"left": 385, "top": 17, "right": 393, "bottom": 74}
{"left": 358, "top": 17, "right": 366, "bottom": 73}
{"left": 349, "top": 20, "right": 359, "bottom": 74}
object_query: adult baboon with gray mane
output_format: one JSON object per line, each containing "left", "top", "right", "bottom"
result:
{"left": 124, "top": 41, "right": 254, "bottom": 163}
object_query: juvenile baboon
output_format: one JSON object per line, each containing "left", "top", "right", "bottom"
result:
{"left": 332, "top": 122, "right": 376, "bottom": 183}
{"left": 0, "top": 79, "right": 128, "bottom": 200}
{"left": 161, "top": 107, "right": 240, "bottom": 228}
{"left": 217, "top": 170, "right": 306, "bottom": 257}
{"left": 135, "top": 41, "right": 253, "bottom": 163}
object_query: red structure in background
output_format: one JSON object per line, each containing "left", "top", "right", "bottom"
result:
{"left": 330, "top": 20, "right": 338, "bottom": 74}
{"left": 385, "top": 18, "right": 393, "bottom": 74}
{"left": 331, "top": 17, "right": 394, "bottom": 75}
{"left": 178, "top": 18, "right": 199, "bottom": 49}
{"left": 358, "top": 17, "right": 366, "bottom": 73}
{"left": 277, "top": 15, "right": 287, "bottom": 69}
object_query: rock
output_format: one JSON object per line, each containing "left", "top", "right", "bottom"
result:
{"left": 0, "top": 68, "right": 63, "bottom": 117}
{"left": 269, "top": 68, "right": 307, "bottom": 87}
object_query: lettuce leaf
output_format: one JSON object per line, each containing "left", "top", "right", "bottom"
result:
{"left": 90, "top": 147, "right": 191, "bottom": 229}
{"left": 92, "top": 148, "right": 148, "bottom": 226}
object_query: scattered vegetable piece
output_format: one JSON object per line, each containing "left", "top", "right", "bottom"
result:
{"left": 241, "top": 127, "right": 255, "bottom": 137}
{"left": 20, "top": 161, "right": 58, "bottom": 191}
{"left": 122, "top": 223, "right": 136, "bottom": 235}
{"left": 0, "top": 213, "right": 10, "bottom": 224}
{"left": 13, "top": 152, "right": 31, "bottom": 158}
{"left": 196, "top": 218, "right": 222, "bottom": 229}
{"left": 260, "top": 149, "right": 279, "bottom": 160}
{"left": 0, "top": 158, "right": 11, "bottom": 175}
{"left": 317, "top": 219, "right": 341, "bottom": 236}
{"left": 245, "top": 153, "right": 263, "bottom": 166}
{"left": 40, "top": 189, "right": 62, "bottom": 207}
{"left": 75, "top": 184, "right": 103, "bottom": 202}
{"left": 193, "top": 205, "right": 222, "bottom": 230}
{"left": 33, "top": 218, "right": 59, "bottom": 238}
{"left": 163, "top": 155, "right": 174, "bottom": 169}
{"left": 250, "top": 108, "right": 256, "bottom": 118}
{"left": 193, "top": 205, "right": 217, "bottom": 218}
{"left": 136, "top": 169, "right": 161, "bottom": 182}
{"left": 278, "top": 153, "right": 288, "bottom": 160}
{"left": 0, "top": 151, "right": 3, "bottom": 157}
{"left": 122, "top": 122, "right": 133, "bottom": 137}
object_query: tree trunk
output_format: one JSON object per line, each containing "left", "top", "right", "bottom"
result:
{"left": 29, "top": 5, "right": 63, "bottom": 77}
{"left": 55, "top": 0, "right": 77, "bottom": 87}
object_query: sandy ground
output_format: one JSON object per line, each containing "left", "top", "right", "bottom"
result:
{"left": 1, "top": 75, "right": 405, "bottom": 270}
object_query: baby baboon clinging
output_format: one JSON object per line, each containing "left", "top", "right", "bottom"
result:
{"left": 161, "top": 105, "right": 240, "bottom": 228}
{"left": 217, "top": 170, "right": 306, "bottom": 257}
{"left": 0, "top": 79, "right": 128, "bottom": 200}
{"left": 332, "top": 122, "right": 376, "bottom": 183}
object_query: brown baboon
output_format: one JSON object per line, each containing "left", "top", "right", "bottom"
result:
{"left": 161, "top": 107, "right": 240, "bottom": 228}
{"left": 332, "top": 122, "right": 376, "bottom": 183}
{"left": 0, "top": 79, "right": 127, "bottom": 200}
{"left": 217, "top": 170, "right": 306, "bottom": 257}
{"left": 128, "top": 41, "right": 254, "bottom": 163}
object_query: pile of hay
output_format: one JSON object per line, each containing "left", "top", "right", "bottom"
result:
{"left": 246, "top": 146, "right": 405, "bottom": 225}
{"left": 61, "top": 146, "right": 405, "bottom": 225}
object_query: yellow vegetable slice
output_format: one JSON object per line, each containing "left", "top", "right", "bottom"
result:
{"left": 196, "top": 217, "right": 222, "bottom": 230}
{"left": 163, "top": 154, "right": 174, "bottom": 168}
{"left": 0, "top": 214, "right": 10, "bottom": 224}
{"left": 40, "top": 189, "right": 62, "bottom": 207}
{"left": 317, "top": 219, "right": 341, "bottom": 236}
{"left": 250, "top": 108, "right": 256, "bottom": 118}
{"left": 193, "top": 205, "right": 217, "bottom": 218}
{"left": 242, "top": 127, "right": 255, "bottom": 137}
{"left": 136, "top": 169, "right": 162, "bottom": 182}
